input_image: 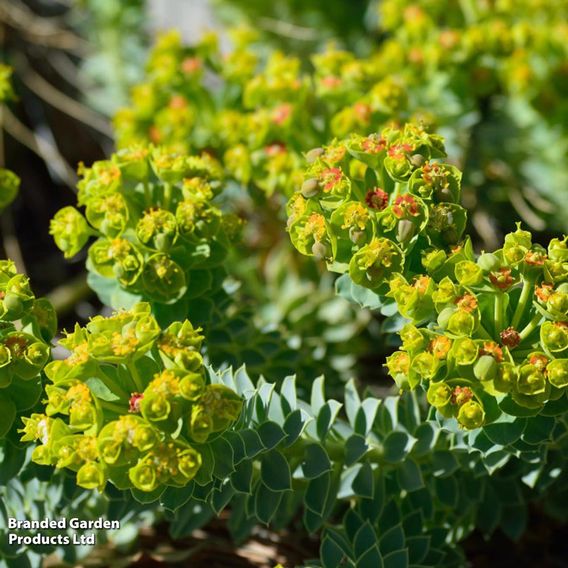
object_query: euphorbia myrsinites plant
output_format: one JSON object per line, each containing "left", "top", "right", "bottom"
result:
{"left": 7, "top": 122, "right": 566, "bottom": 568}
{"left": 287, "top": 122, "right": 567, "bottom": 430}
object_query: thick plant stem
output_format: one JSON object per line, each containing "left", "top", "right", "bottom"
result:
{"left": 100, "top": 400, "right": 127, "bottom": 414}
{"left": 494, "top": 293, "right": 504, "bottom": 335}
{"left": 519, "top": 313, "right": 542, "bottom": 342}
{"left": 127, "top": 361, "right": 144, "bottom": 392}
{"left": 511, "top": 277, "right": 533, "bottom": 329}
{"left": 163, "top": 182, "right": 172, "bottom": 210}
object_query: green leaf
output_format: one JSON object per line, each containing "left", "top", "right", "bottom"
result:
{"left": 317, "top": 401, "right": 342, "bottom": 440}
{"left": 7, "top": 376, "right": 42, "bottom": 412}
{"left": 258, "top": 421, "right": 286, "bottom": 449}
{"left": 260, "top": 450, "right": 291, "bottom": 491}
{"left": 282, "top": 409, "right": 305, "bottom": 447}
{"left": 345, "top": 379, "right": 361, "bottom": 426}
{"left": 383, "top": 431, "right": 415, "bottom": 463}
{"left": 230, "top": 460, "right": 253, "bottom": 494}
{"left": 382, "top": 549, "right": 408, "bottom": 568}
{"left": 321, "top": 536, "right": 348, "bottom": 568}
{"left": 210, "top": 436, "right": 234, "bottom": 478}
{"left": 0, "top": 440, "right": 27, "bottom": 484}
{"left": 397, "top": 459, "right": 424, "bottom": 492}
{"left": 345, "top": 434, "right": 368, "bottom": 466}
{"left": 412, "top": 423, "right": 439, "bottom": 457}
{"left": 476, "top": 484, "right": 502, "bottom": 534}
{"left": 406, "top": 536, "right": 430, "bottom": 565}
{"left": 304, "top": 507, "right": 325, "bottom": 534}
{"left": 193, "top": 444, "right": 214, "bottom": 486}
{"left": 85, "top": 377, "right": 121, "bottom": 402}
{"left": 339, "top": 463, "right": 373, "bottom": 500}
{"left": 311, "top": 375, "right": 326, "bottom": 413}
{"left": 239, "top": 429, "right": 264, "bottom": 458}
{"left": 431, "top": 451, "right": 459, "bottom": 477}
{"left": 500, "top": 504, "right": 528, "bottom": 541}
{"left": 211, "top": 481, "right": 235, "bottom": 515}
{"left": 355, "top": 398, "right": 381, "bottom": 436}
{"left": 434, "top": 476, "right": 458, "bottom": 508}
{"left": 169, "top": 502, "right": 213, "bottom": 539}
{"left": 305, "top": 472, "right": 332, "bottom": 515}
{"left": 499, "top": 396, "right": 541, "bottom": 417}
{"left": 336, "top": 273, "right": 383, "bottom": 310}
{"left": 354, "top": 521, "right": 378, "bottom": 559}
{"left": 0, "top": 394, "right": 16, "bottom": 437}
{"left": 280, "top": 375, "right": 297, "bottom": 413}
{"left": 300, "top": 443, "right": 332, "bottom": 479}
{"left": 522, "top": 415, "right": 555, "bottom": 445}
{"left": 254, "top": 481, "right": 283, "bottom": 524}
{"left": 379, "top": 525, "right": 405, "bottom": 556}
{"left": 357, "top": 546, "right": 384, "bottom": 568}
{"left": 130, "top": 486, "right": 164, "bottom": 504}
{"left": 484, "top": 417, "right": 527, "bottom": 446}
{"left": 160, "top": 483, "right": 195, "bottom": 512}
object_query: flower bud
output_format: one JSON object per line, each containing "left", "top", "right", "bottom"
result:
{"left": 69, "top": 401, "right": 97, "bottom": 430}
{"left": 300, "top": 178, "right": 319, "bottom": 198}
{"left": 541, "top": 322, "right": 568, "bottom": 353}
{"left": 399, "top": 324, "right": 426, "bottom": 353}
{"left": 142, "top": 254, "right": 187, "bottom": 304}
{"left": 547, "top": 359, "right": 568, "bottom": 389}
{"left": 305, "top": 148, "right": 324, "bottom": 163}
{"left": 421, "top": 248, "right": 447, "bottom": 274}
{"left": 412, "top": 352, "right": 439, "bottom": 379}
{"left": 136, "top": 208, "right": 178, "bottom": 251}
{"left": 140, "top": 394, "right": 171, "bottom": 422}
{"left": 132, "top": 424, "right": 158, "bottom": 452}
{"left": 474, "top": 355, "right": 498, "bottom": 382}
{"left": 427, "top": 382, "right": 452, "bottom": 408}
{"left": 447, "top": 309, "right": 476, "bottom": 336}
{"left": 548, "top": 290, "right": 568, "bottom": 317}
{"left": 499, "top": 326, "right": 520, "bottom": 349}
{"left": 452, "top": 337, "right": 478, "bottom": 365}
{"left": 455, "top": 261, "right": 483, "bottom": 287}
{"left": 77, "top": 462, "right": 106, "bottom": 491}
{"left": 518, "top": 365, "right": 547, "bottom": 395}
{"left": 179, "top": 373, "right": 205, "bottom": 400}
{"left": 349, "top": 238, "right": 404, "bottom": 289}
{"left": 177, "top": 448, "right": 202, "bottom": 480}
{"left": 129, "top": 459, "right": 158, "bottom": 492}
{"left": 50, "top": 207, "right": 90, "bottom": 259}
{"left": 457, "top": 400, "right": 485, "bottom": 429}
{"left": 548, "top": 237, "right": 568, "bottom": 262}
{"left": 0, "top": 168, "right": 20, "bottom": 210}
{"left": 494, "top": 363, "right": 518, "bottom": 393}
{"left": 477, "top": 253, "right": 500, "bottom": 272}
{"left": 189, "top": 407, "right": 213, "bottom": 443}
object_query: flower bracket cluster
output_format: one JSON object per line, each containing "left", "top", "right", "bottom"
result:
{"left": 288, "top": 122, "right": 567, "bottom": 430}
{"left": 21, "top": 303, "right": 242, "bottom": 493}
{"left": 50, "top": 147, "right": 239, "bottom": 314}
{"left": 0, "top": 261, "right": 55, "bottom": 439}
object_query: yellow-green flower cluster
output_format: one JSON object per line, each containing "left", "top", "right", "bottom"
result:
{"left": 377, "top": 0, "right": 568, "bottom": 115}
{"left": 0, "top": 260, "right": 56, "bottom": 437}
{"left": 113, "top": 30, "right": 413, "bottom": 198}
{"left": 287, "top": 123, "right": 466, "bottom": 294}
{"left": 50, "top": 147, "right": 238, "bottom": 306}
{"left": 386, "top": 227, "right": 568, "bottom": 428}
{"left": 21, "top": 303, "right": 242, "bottom": 492}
